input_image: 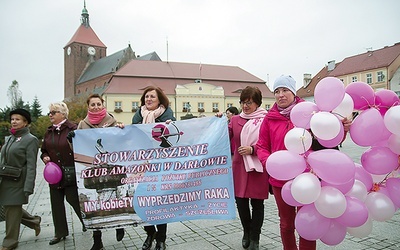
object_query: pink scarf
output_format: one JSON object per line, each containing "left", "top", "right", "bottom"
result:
{"left": 141, "top": 105, "right": 166, "bottom": 124}
{"left": 53, "top": 119, "right": 67, "bottom": 130}
{"left": 88, "top": 108, "right": 107, "bottom": 125}
{"left": 240, "top": 108, "right": 268, "bottom": 172}
{"left": 277, "top": 98, "right": 299, "bottom": 119}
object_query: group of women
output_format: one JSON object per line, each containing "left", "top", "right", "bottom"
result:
{"left": 0, "top": 75, "right": 351, "bottom": 250}
{"left": 0, "top": 86, "right": 173, "bottom": 250}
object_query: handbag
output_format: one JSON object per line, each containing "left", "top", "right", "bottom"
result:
{"left": 62, "top": 165, "right": 76, "bottom": 186}
{"left": 0, "top": 164, "right": 22, "bottom": 181}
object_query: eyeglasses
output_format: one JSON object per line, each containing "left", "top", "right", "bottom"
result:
{"left": 239, "top": 101, "right": 253, "bottom": 106}
{"left": 47, "top": 111, "right": 60, "bottom": 116}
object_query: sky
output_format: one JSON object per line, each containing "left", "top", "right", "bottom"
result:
{"left": 1, "top": 0, "right": 399, "bottom": 110}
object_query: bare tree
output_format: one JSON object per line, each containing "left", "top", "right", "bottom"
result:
{"left": 7, "top": 80, "right": 23, "bottom": 109}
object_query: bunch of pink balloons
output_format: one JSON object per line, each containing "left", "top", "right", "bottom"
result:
{"left": 266, "top": 77, "right": 400, "bottom": 246}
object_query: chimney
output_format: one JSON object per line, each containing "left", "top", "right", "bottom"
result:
{"left": 327, "top": 60, "right": 336, "bottom": 71}
{"left": 303, "top": 73, "right": 312, "bottom": 88}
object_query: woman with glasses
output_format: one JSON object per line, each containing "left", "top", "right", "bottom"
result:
{"left": 220, "top": 86, "right": 269, "bottom": 250}
{"left": 40, "top": 102, "right": 86, "bottom": 246}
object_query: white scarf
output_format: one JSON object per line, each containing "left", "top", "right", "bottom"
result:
{"left": 141, "top": 105, "right": 166, "bottom": 124}
{"left": 240, "top": 108, "right": 267, "bottom": 172}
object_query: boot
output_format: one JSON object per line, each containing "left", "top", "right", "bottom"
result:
{"left": 155, "top": 241, "right": 166, "bottom": 250}
{"left": 248, "top": 240, "right": 259, "bottom": 250}
{"left": 142, "top": 232, "right": 156, "bottom": 250}
{"left": 116, "top": 228, "right": 125, "bottom": 241}
{"left": 242, "top": 230, "right": 250, "bottom": 249}
{"left": 90, "top": 231, "right": 104, "bottom": 250}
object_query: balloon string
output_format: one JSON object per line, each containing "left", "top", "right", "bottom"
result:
{"left": 330, "top": 112, "right": 345, "bottom": 119}
{"left": 369, "top": 168, "right": 398, "bottom": 193}
{"left": 359, "top": 95, "right": 373, "bottom": 110}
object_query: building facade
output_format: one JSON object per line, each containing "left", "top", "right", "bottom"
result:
{"left": 298, "top": 43, "right": 400, "bottom": 101}
{"left": 64, "top": 3, "right": 274, "bottom": 124}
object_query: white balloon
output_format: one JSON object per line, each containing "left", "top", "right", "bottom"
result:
{"left": 388, "top": 134, "right": 400, "bottom": 154}
{"left": 365, "top": 192, "right": 396, "bottom": 222}
{"left": 384, "top": 106, "right": 400, "bottom": 135}
{"left": 310, "top": 112, "right": 341, "bottom": 140}
{"left": 347, "top": 215, "right": 373, "bottom": 238}
{"left": 284, "top": 128, "right": 312, "bottom": 154}
{"left": 332, "top": 93, "right": 354, "bottom": 119}
{"left": 291, "top": 173, "right": 321, "bottom": 204}
{"left": 346, "top": 180, "right": 368, "bottom": 202}
{"left": 315, "top": 186, "right": 347, "bottom": 218}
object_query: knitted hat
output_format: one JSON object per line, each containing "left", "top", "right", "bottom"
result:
{"left": 273, "top": 75, "right": 297, "bottom": 95}
{"left": 10, "top": 108, "right": 32, "bottom": 124}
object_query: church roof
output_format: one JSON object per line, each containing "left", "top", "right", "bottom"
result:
{"left": 136, "top": 52, "right": 162, "bottom": 61}
{"left": 64, "top": 24, "right": 106, "bottom": 48}
{"left": 104, "top": 60, "right": 274, "bottom": 98}
{"left": 77, "top": 46, "right": 134, "bottom": 84}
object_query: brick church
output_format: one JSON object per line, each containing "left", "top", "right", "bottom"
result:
{"left": 64, "top": 3, "right": 274, "bottom": 123}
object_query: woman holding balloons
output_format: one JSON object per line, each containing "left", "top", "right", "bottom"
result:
{"left": 41, "top": 102, "right": 86, "bottom": 245}
{"left": 257, "top": 75, "right": 351, "bottom": 249}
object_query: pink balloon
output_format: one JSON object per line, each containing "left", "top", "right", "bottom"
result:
{"left": 320, "top": 221, "right": 347, "bottom": 246}
{"left": 307, "top": 149, "right": 355, "bottom": 185}
{"left": 350, "top": 108, "right": 385, "bottom": 147}
{"left": 314, "top": 77, "right": 345, "bottom": 111}
{"left": 266, "top": 150, "right": 307, "bottom": 181}
{"left": 317, "top": 121, "right": 344, "bottom": 148}
{"left": 321, "top": 177, "right": 355, "bottom": 194}
{"left": 290, "top": 102, "right": 320, "bottom": 129}
{"left": 377, "top": 106, "right": 389, "bottom": 116}
{"left": 354, "top": 163, "right": 373, "bottom": 191}
{"left": 375, "top": 89, "right": 400, "bottom": 109}
{"left": 295, "top": 204, "right": 331, "bottom": 241}
{"left": 345, "top": 81, "right": 375, "bottom": 110}
{"left": 386, "top": 178, "right": 400, "bottom": 208}
{"left": 281, "top": 180, "right": 303, "bottom": 206}
{"left": 44, "top": 162, "right": 62, "bottom": 184}
{"left": 361, "top": 146, "right": 398, "bottom": 175}
{"left": 335, "top": 196, "right": 368, "bottom": 227}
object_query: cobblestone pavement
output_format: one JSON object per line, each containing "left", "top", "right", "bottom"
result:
{"left": 1, "top": 137, "right": 399, "bottom": 249}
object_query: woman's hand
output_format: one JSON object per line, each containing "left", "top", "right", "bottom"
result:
{"left": 342, "top": 117, "right": 352, "bottom": 133}
{"left": 238, "top": 146, "right": 252, "bottom": 155}
{"left": 115, "top": 122, "right": 125, "bottom": 129}
{"left": 43, "top": 156, "right": 51, "bottom": 164}
{"left": 215, "top": 112, "right": 224, "bottom": 118}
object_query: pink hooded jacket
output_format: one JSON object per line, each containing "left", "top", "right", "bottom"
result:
{"left": 256, "top": 96, "right": 303, "bottom": 187}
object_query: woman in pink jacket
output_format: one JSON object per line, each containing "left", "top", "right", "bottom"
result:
{"left": 256, "top": 75, "right": 314, "bottom": 250}
{"left": 228, "top": 86, "right": 268, "bottom": 250}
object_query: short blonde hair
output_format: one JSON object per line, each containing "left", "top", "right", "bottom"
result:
{"left": 49, "top": 102, "right": 69, "bottom": 119}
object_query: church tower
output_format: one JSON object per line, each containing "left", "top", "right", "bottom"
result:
{"left": 64, "top": 1, "right": 107, "bottom": 99}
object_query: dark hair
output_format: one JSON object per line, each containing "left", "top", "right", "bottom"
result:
{"left": 87, "top": 94, "right": 104, "bottom": 106}
{"left": 240, "top": 86, "right": 262, "bottom": 107}
{"left": 140, "top": 86, "right": 170, "bottom": 108}
{"left": 226, "top": 106, "right": 239, "bottom": 115}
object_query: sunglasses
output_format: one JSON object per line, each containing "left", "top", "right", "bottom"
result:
{"left": 47, "top": 111, "right": 60, "bottom": 116}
